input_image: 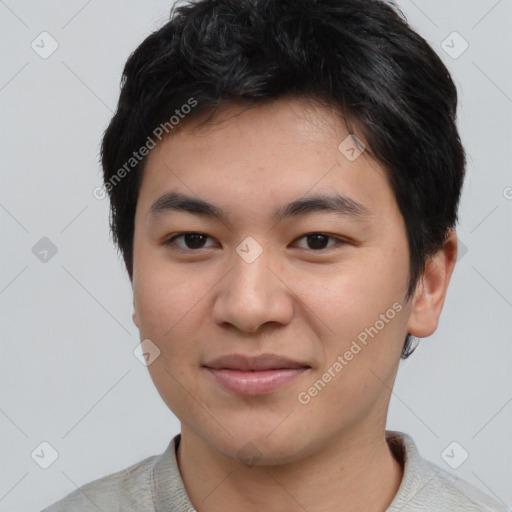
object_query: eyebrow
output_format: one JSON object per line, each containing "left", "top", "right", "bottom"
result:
{"left": 148, "top": 191, "right": 373, "bottom": 224}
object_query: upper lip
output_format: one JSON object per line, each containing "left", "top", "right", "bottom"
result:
{"left": 204, "top": 354, "right": 310, "bottom": 371}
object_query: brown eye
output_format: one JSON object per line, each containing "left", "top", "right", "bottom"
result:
{"left": 293, "top": 233, "right": 346, "bottom": 251}
{"left": 163, "top": 232, "right": 347, "bottom": 253}
{"left": 165, "top": 232, "right": 216, "bottom": 251}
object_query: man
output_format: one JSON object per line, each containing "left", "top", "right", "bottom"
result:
{"left": 42, "top": 0, "right": 508, "bottom": 510}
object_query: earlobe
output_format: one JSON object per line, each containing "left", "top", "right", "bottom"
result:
{"left": 132, "top": 304, "right": 139, "bottom": 328}
{"left": 406, "top": 229, "right": 458, "bottom": 338}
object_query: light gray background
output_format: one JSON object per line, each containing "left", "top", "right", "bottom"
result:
{"left": 0, "top": 1, "right": 511, "bottom": 510}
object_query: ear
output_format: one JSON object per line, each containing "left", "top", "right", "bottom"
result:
{"left": 406, "top": 229, "right": 458, "bottom": 338}
{"left": 132, "top": 299, "right": 140, "bottom": 328}
{"left": 130, "top": 274, "right": 140, "bottom": 328}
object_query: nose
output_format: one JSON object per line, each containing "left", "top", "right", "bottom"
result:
{"left": 211, "top": 245, "right": 294, "bottom": 334}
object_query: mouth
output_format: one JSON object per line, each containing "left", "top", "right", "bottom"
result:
{"left": 203, "top": 354, "right": 311, "bottom": 396}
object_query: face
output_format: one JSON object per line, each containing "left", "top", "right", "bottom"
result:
{"left": 132, "top": 97, "right": 416, "bottom": 464}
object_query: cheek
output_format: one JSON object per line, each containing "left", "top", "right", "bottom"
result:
{"left": 133, "top": 250, "right": 200, "bottom": 334}
{"left": 295, "top": 268, "right": 406, "bottom": 423}
{"left": 132, "top": 257, "right": 215, "bottom": 378}
{"left": 302, "top": 251, "right": 405, "bottom": 333}
{"left": 133, "top": 270, "right": 176, "bottom": 337}
{"left": 294, "top": 252, "right": 408, "bottom": 394}
{"left": 133, "top": 262, "right": 206, "bottom": 396}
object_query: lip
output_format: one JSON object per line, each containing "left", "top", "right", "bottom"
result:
{"left": 203, "top": 354, "right": 310, "bottom": 396}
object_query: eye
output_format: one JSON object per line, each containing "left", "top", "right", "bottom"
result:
{"left": 164, "top": 232, "right": 217, "bottom": 251}
{"left": 292, "top": 233, "right": 347, "bottom": 251}
{"left": 163, "top": 231, "right": 348, "bottom": 253}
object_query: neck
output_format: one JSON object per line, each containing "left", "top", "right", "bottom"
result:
{"left": 176, "top": 424, "right": 404, "bottom": 512}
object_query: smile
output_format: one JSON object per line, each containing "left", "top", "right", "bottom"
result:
{"left": 203, "top": 354, "right": 311, "bottom": 396}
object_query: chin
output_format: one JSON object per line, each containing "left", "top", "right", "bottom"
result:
{"left": 198, "top": 423, "right": 318, "bottom": 467}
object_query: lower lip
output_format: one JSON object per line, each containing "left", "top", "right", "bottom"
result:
{"left": 206, "top": 368, "right": 308, "bottom": 396}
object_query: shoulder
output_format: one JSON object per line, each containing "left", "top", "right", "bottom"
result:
{"left": 40, "top": 449, "right": 164, "bottom": 512}
{"left": 386, "top": 431, "right": 509, "bottom": 512}
{"left": 425, "top": 466, "right": 510, "bottom": 512}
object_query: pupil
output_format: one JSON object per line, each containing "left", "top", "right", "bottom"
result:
{"left": 185, "top": 233, "right": 206, "bottom": 249}
{"left": 308, "top": 234, "right": 328, "bottom": 249}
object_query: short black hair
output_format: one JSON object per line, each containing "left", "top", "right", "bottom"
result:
{"left": 100, "top": 0, "right": 466, "bottom": 359}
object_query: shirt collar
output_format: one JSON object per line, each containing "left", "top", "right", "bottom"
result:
{"left": 151, "top": 430, "right": 429, "bottom": 511}
{"left": 385, "top": 430, "right": 441, "bottom": 511}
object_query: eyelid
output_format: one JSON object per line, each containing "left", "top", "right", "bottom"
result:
{"left": 164, "top": 232, "right": 217, "bottom": 251}
{"left": 164, "top": 232, "right": 350, "bottom": 252}
{"left": 292, "top": 233, "right": 348, "bottom": 251}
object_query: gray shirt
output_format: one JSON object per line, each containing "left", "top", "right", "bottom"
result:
{"left": 41, "top": 430, "right": 508, "bottom": 511}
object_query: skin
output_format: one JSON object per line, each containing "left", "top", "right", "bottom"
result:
{"left": 131, "top": 97, "right": 458, "bottom": 512}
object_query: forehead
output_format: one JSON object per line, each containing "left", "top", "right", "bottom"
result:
{"left": 137, "top": 97, "right": 397, "bottom": 225}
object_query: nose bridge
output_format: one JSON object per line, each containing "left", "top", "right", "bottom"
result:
{"left": 212, "top": 238, "right": 293, "bottom": 332}
{"left": 228, "top": 240, "right": 274, "bottom": 306}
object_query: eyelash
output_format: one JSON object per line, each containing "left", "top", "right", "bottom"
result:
{"left": 163, "top": 232, "right": 349, "bottom": 253}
